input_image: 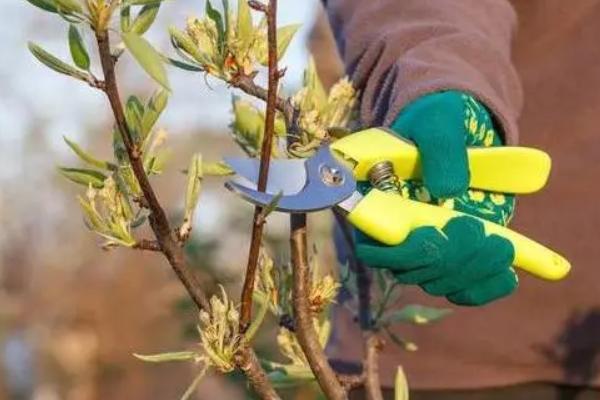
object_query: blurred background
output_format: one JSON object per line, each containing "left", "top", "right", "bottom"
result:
{"left": 0, "top": 1, "right": 345, "bottom": 398}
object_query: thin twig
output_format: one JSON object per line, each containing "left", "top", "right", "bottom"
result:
{"left": 333, "top": 209, "right": 372, "bottom": 330}
{"left": 334, "top": 210, "right": 385, "bottom": 400}
{"left": 364, "top": 333, "right": 384, "bottom": 400}
{"left": 338, "top": 373, "right": 365, "bottom": 391}
{"left": 133, "top": 239, "right": 162, "bottom": 252}
{"left": 290, "top": 214, "right": 348, "bottom": 400}
{"left": 94, "top": 29, "right": 210, "bottom": 312}
{"left": 235, "top": 346, "right": 281, "bottom": 400}
{"left": 229, "top": 73, "right": 295, "bottom": 128}
{"left": 238, "top": 0, "right": 282, "bottom": 333}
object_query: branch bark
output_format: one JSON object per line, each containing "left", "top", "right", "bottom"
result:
{"left": 235, "top": 347, "right": 281, "bottom": 400}
{"left": 290, "top": 214, "right": 348, "bottom": 400}
{"left": 364, "top": 333, "right": 384, "bottom": 400}
{"left": 334, "top": 210, "right": 385, "bottom": 399}
{"left": 238, "top": 0, "right": 282, "bottom": 333}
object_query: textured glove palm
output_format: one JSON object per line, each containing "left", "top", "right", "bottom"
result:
{"left": 355, "top": 91, "right": 518, "bottom": 306}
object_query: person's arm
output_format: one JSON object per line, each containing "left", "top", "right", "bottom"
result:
{"left": 324, "top": 0, "right": 526, "bottom": 306}
{"left": 324, "top": 0, "right": 523, "bottom": 143}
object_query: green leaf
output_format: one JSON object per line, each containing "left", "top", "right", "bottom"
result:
{"left": 381, "top": 305, "right": 452, "bottom": 326}
{"left": 202, "top": 161, "right": 233, "bottom": 176}
{"left": 276, "top": 24, "right": 300, "bottom": 59}
{"left": 28, "top": 42, "right": 89, "bottom": 82}
{"left": 124, "top": 0, "right": 164, "bottom": 5}
{"left": 68, "top": 25, "right": 90, "bottom": 70}
{"left": 221, "top": 0, "right": 230, "bottom": 40}
{"left": 54, "top": 0, "right": 82, "bottom": 14}
{"left": 165, "top": 57, "right": 203, "bottom": 72}
{"left": 25, "top": 0, "right": 58, "bottom": 13}
{"left": 258, "top": 24, "right": 301, "bottom": 65}
{"left": 205, "top": 0, "right": 225, "bottom": 52}
{"left": 184, "top": 153, "right": 203, "bottom": 220}
{"left": 385, "top": 328, "right": 418, "bottom": 352}
{"left": 63, "top": 136, "right": 113, "bottom": 170}
{"left": 78, "top": 196, "right": 105, "bottom": 231}
{"left": 130, "top": 3, "right": 160, "bottom": 35}
{"left": 236, "top": 0, "right": 252, "bottom": 45}
{"left": 125, "top": 95, "right": 145, "bottom": 141}
{"left": 231, "top": 97, "right": 265, "bottom": 156}
{"left": 122, "top": 32, "right": 170, "bottom": 90}
{"left": 133, "top": 351, "right": 196, "bottom": 363}
{"left": 141, "top": 89, "right": 169, "bottom": 138}
{"left": 59, "top": 167, "right": 107, "bottom": 188}
{"left": 120, "top": 5, "right": 131, "bottom": 32}
{"left": 304, "top": 57, "right": 327, "bottom": 110}
{"left": 168, "top": 27, "right": 207, "bottom": 66}
{"left": 394, "top": 367, "right": 409, "bottom": 400}
{"left": 257, "top": 191, "right": 282, "bottom": 224}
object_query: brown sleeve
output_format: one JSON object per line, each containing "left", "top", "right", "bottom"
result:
{"left": 323, "top": 0, "right": 524, "bottom": 143}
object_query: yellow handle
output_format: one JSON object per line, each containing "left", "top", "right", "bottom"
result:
{"left": 330, "top": 128, "right": 552, "bottom": 194}
{"left": 347, "top": 189, "right": 570, "bottom": 281}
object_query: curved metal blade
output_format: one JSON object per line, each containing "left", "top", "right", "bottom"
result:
{"left": 224, "top": 158, "right": 306, "bottom": 195}
{"left": 225, "top": 146, "right": 356, "bottom": 212}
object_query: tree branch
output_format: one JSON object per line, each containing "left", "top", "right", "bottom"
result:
{"left": 333, "top": 210, "right": 385, "bottom": 400}
{"left": 95, "top": 27, "right": 279, "bottom": 400}
{"left": 95, "top": 29, "right": 210, "bottom": 312}
{"left": 290, "top": 214, "right": 348, "bottom": 400}
{"left": 238, "top": 0, "right": 282, "bottom": 333}
{"left": 235, "top": 346, "right": 281, "bottom": 400}
{"left": 364, "top": 333, "right": 384, "bottom": 400}
{"left": 133, "top": 239, "right": 162, "bottom": 252}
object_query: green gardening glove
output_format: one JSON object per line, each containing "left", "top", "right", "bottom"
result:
{"left": 355, "top": 91, "right": 518, "bottom": 306}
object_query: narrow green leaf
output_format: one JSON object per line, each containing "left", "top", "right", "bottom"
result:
{"left": 276, "top": 24, "right": 300, "bottom": 59}
{"left": 68, "top": 25, "right": 90, "bottom": 70}
{"left": 165, "top": 57, "right": 203, "bottom": 72}
{"left": 221, "top": 0, "right": 230, "bottom": 39}
{"left": 24, "top": 0, "right": 58, "bottom": 13}
{"left": 59, "top": 167, "right": 107, "bottom": 188}
{"left": 122, "top": 32, "right": 170, "bottom": 90}
{"left": 205, "top": 0, "right": 225, "bottom": 52}
{"left": 124, "top": 0, "right": 164, "bottom": 5}
{"left": 202, "top": 161, "right": 233, "bottom": 176}
{"left": 394, "top": 367, "right": 409, "bottom": 400}
{"left": 63, "top": 136, "right": 113, "bottom": 170}
{"left": 120, "top": 5, "right": 131, "bottom": 32}
{"left": 258, "top": 24, "right": 301, "bottom": 65}
{"left": 141, "top": 89, "right": 169, "bottom": 137}
{"left": 382, "top": 305, "right": 452, "bottom": 326}
{"left": 133, "top": 351, "right": 196, "bottom": 363}
{"left": 257, "top": 191, "right": 282, "bottom": 224}
{"left": 125, "top": 95, "right": 145, "bottom": 142}
{"left": 184, "top": 153, "right": 203, "bottom": 220}
{"left": 77, "top": 196, "right": 105, "bottom": 231}
{"left": 130, "top": 3, "right": 160, "bottom": 35}
{"left": 237, "top": 0, "right": 252, "bottom": 44}
{"left": 28, "top": 42, "right": 89, "bottom": 82}
{"left": 54, "top": 0, "right": 82, "bottom": 14}
{"left": 385, "top": 328, "right": 418, "bottom": 352}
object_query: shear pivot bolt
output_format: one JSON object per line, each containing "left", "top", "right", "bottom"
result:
{"left": 320, "top": 164, "right": 344, "bottom": 186}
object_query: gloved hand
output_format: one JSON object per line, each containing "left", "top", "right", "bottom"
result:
{"left": 355, "top": 90, "right": 518, "bottom": 306}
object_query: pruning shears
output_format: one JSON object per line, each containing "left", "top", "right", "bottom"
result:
{"left": 224, "top": 128, "right": 571, "bottom": 281}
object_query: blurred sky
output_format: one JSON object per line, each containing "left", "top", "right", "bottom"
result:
{"left": 0, "top": 0, "right": 319, "bottom": 157}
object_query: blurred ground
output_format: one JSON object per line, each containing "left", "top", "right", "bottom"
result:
{"left": 0, "top": 1, "right": 343, "bottom": 399}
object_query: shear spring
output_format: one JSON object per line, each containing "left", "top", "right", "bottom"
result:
{"left": 368, "top": 161, "right": 401, "bottom": 194}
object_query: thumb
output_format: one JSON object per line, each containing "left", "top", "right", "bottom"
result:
{"left": 391, "top": 91, "right": 469, "bottom": 198}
